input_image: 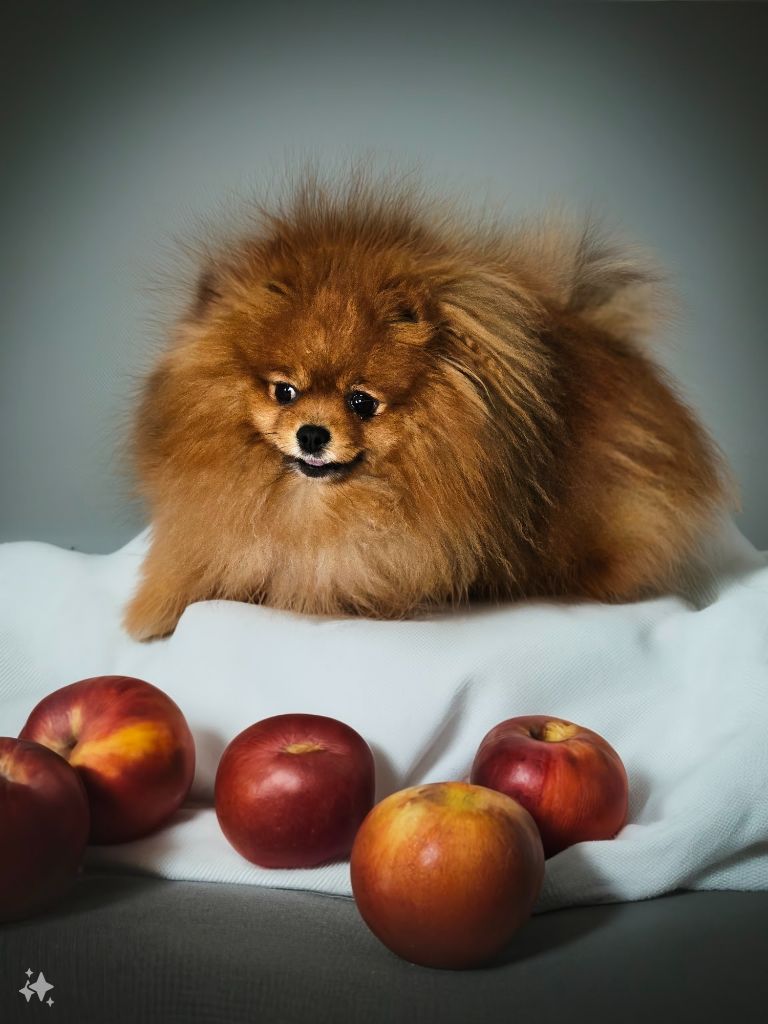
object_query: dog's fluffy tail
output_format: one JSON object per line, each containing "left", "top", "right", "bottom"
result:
{"left": 509, "top": 211, "right": 677, "bottom": 344}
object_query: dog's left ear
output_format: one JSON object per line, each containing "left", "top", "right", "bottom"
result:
{"left": 433, "top": 265, "right": 559, "bottom": 436}
{"left": 380, "top": 276, "right": 439, "bottom": 346}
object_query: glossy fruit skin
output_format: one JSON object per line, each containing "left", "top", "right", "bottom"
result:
{"left": 471, "top": 715, "right": 628, "bottom": 858}
{"left": 19, "top": 675, "right": 196, "bottom": 844}
{"left": 0, "top": 737, "right": 90, "bottom": 922}
{"left": 215, "top": 713, "right": 375, "bottom": 868}
{"left": 350, "top": 781, "right": 545, "bottom": 969}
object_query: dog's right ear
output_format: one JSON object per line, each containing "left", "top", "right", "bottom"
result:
{"left": 191, "top": 267, "right": 224, "bottom": 318}
{"left": 189, "top": 261, "right": 294, "bottom": 320}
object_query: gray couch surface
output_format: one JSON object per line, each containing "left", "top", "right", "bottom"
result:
{"left": 1, "top": 871, "right": 766, "bottom": 1023}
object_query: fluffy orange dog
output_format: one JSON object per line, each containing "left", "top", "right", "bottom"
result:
{"left": 123, "top": 165, "right": 736, "bottom": 640}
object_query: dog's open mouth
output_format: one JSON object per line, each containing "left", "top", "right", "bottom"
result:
{"left": 289, "top": 451, "right": 365, "bottom": 479}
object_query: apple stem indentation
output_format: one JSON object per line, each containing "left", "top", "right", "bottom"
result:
{"left": 283, "top": 742, "right": 324, "bottom": 755}
{"left": 536, "top": 721, "right": 580, "bottom": 743}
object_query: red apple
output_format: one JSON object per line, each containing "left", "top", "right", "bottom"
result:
{"left": 19, "top": 675, "right": 195, "bottom": 844}
{"left": 215, "top": 713, "right": 375, "bottom": 868}
{"left": 350, "top": 781, "right": 544, "bottom": 969}
{"left": 471, "top": 715, "right": 628, "bottom": 858}
{"left": 0, "top": 737, "right": 90, "bottom": 922}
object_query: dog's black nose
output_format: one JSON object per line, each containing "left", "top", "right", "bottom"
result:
{"left": 296, "top": 424, "right": 331, "bottom": 454}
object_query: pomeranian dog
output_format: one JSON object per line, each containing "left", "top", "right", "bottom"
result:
{"left": 123, "top": 163, "right": 737, "bottom": 640}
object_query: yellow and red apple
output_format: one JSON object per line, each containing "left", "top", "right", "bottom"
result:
{"left": 0, "top": 737, "right": 90, "bottom": 921}
{"left": 350, "top": 781, "right": 545, "bottom": 969}
{"left": 215, "top": 713, "right": 375, "bottom": 868}
{"left": 471, "top": 715, "right": 628, "bottom": 857}
{"left": 19, "top": 675, "right": 195, "bottom": 844}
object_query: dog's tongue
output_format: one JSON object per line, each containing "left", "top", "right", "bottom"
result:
{"left": 303, "top": 456, "right": 327, "bottom": 467}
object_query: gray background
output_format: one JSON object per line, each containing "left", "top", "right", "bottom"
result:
{"left": 1, "top": 1, "right": 766, "bottom": 553}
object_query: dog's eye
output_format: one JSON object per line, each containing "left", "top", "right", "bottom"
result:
{"left": 272, "top": 382, "right": 298, "bottom": 404}
{"left": 347, "top": 391, "right": 379, "bottom": 420}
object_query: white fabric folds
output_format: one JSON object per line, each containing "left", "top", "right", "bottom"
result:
{"left": 1, "top": 519, "right": 766, "bottom": 913}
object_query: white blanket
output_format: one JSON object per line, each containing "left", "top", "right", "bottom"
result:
{"left": 1, "top": 520, "right": 767, "bottom": 913}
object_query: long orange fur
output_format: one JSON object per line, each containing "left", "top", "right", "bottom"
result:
{"left": 123, "top": 163, "right": 738, "bottom": 640}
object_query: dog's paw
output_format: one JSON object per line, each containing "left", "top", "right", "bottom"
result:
{"left": 122, "top": 585, "right": 184, "bottom": 642}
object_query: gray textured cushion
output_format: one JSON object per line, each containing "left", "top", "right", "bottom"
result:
{"left": 1, "top": 872, "right": 766, "bottom": 1023}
